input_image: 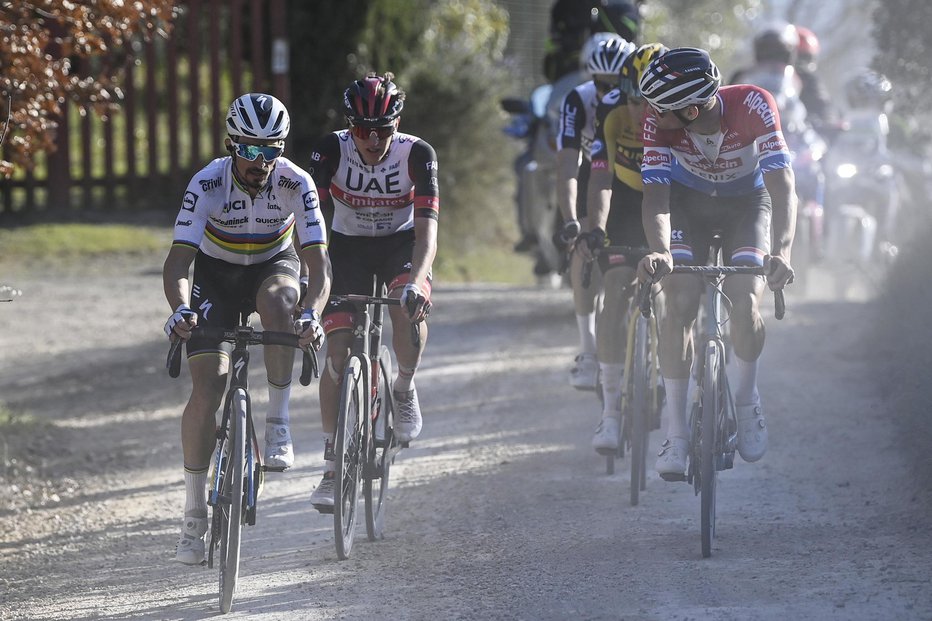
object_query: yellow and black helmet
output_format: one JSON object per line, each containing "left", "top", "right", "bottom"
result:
{"left": 619, "top": 43, "right": 668, "bottom": 100}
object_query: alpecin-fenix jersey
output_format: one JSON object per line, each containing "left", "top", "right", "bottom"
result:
{"left": 171, "top": 156, "right": 327, "bottom": 264}
{"left": 308, "top": 130, "right": 440, "bottom": 237}
{"left": 641, "top": 84, "right": 792, "bottom": 197}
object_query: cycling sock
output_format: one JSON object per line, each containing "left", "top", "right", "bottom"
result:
{"left": 266, "top": 380, "right": 291, "bottom": 426}
{"left": 733, "top": 355, "right": 760, "bottom": 406}
{"left": 183, "top": 467, "right": 209, "bottom": 517}
{"left": 662, "top": 377, "right": 689, "bottom": 441}
{"left": 323, "top": 433, "right": 335, "bottom": 471}
{"left": 599, "top": 362, "right": 625, "bottom": 415}
{"left": 576, "top": 313, "right": 597, "bottom": 353}
{"left": 394, "top": 364, "right": 417, "bottom": 392}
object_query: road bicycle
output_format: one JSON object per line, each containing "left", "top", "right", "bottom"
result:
{"left": 646, "top": 237, "right": 785, "bottom": 558}
{"left": 325, "top": 285, "right": 422, "bottom": 560}
{"left": 167, "top": 319, "right": 317, "bottom": 613}
{"left": 583, "top": 247, "right": 665, "bottom": 506}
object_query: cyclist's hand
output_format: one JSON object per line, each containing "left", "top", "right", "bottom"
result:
{"left": 295, "top": 308, "right": 324, "bottom": 351}
{"left": 765, "top": 254, "right": 794, "bottom": 289}
{"left": 637, "top": 251, "right": 672, "bottom": 283}
{"left": 401, "top": 282, "right": 432, "bottom": 323}
{"left": 576, "top": 227, "right": 606, "bottom": 262}
{"left": 164, "top": 304, "right": 197, "bottom": 340}
{"left": 552, "top": 219, "right": 581, "bottom": 249}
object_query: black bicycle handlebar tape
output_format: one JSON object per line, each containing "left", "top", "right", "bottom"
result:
{"left": 638, "top": 280, "right": 653, "bottom": 318}
{"left": 774, "top": 289, "right": 786, "bottom": 320}
{"left": 582, "top": 259, "right": 594, "bottom": 288}
{"left": 300, "top": 349, "right": 319, "bottom": 386}
{"left": 167, "top": 338, "right": 183, "bottom": 378}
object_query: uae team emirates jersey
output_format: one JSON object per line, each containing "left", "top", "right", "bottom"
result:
{"left": 171, "top": 156, "right": 326, "bottom": 264}
{"left": 641, "top": 84, "right": 793, "bottom": 197}
{"left": 309, "top": 130, "right": 440, "bottom": 237}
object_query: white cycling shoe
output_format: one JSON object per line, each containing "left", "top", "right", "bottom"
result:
{"left": 174, "top": 515, "right": 207, "bottom": 565}
{"left": 655, "top": 437, "right": 689, "bottom": 482}
{"left": 569, "top": 353, "right": 599, "bottom": 391}
{"left": 264, "top": 420, "right": 294, "bottom": 470}
{"left": 310, "top": 471, "right": 335, "bottom": 513}
{"left": 394, "top": 388, "right": 423, "bottom": 443}
{"left": 591, "top": 416, "right": 620, "bottom": 454}
{"left": 736, "top": 403, "right": 767, "bottom": 462}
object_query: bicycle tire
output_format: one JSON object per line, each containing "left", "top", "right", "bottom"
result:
{"left": 629, "top": 315, "right": 650, "bottom": 506}
{"left": 365, "top": 346, "right": 394, "bottom": 541}
{"left": 700, "top": 341, "right": 721, "bottom": 558}
{"left": 334, "top": 356, "right": 367, "bottom": 560}
{"left": 219, "top": 388, "right": 247, "bottom": 613}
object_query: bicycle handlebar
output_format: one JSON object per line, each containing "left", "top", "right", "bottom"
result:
{"left": 329, "top": 293, "right": 425, "bottom": 348}
{"left": 669, "top": 265, "right": 786, "bottom": 320}
{"left": 581, "top": 245, "right": 650, "bottom": 288}
{"left": 166, "top": 326, "right": 320, "bottom": 384}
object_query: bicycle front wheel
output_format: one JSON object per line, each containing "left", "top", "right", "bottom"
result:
{"left": 219, "top": 388, "right": 247, "bottom": 613}
{"left": 700, "top": 341, "right": 722, "bottom": 558}
{"left": 334, "top": 356, "right": 367, "bottom": 560}
{"left": 629, "top": 315, "right": 650, "bottom": 506}
{"left": 365, "top": 346, "right": 394, "bottom": 541}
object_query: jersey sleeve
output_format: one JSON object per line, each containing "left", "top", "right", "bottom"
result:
{"left": 291, "top": 173, "right": 328, "bottom": 250}
{"left": 307, "top": 132, "right": 341, "bottom": 206}
{"left": 171, "top": 163, "right": 217, "bottom": 250}
{"left": 556, "top": 88, "right": 585, "bottom": 151}
{"left": 640, "top": 113, "right": 673, "bottom": 185}
{"left": 408, "top": 140, "right": 440, "bottom": 221}
{"left": 748, "top": 87, "right": 793, "bottom": 173}
{"left": 589, "top": 90, "right": 618, "bottom": 172}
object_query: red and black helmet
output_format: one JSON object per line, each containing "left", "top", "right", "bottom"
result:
{"left": 343, "top": 73, "right": 405, "bottom": 127}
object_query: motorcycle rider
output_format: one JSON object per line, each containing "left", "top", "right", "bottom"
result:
{"left": 556, "top": 35, "right": 635, "bottom": 390}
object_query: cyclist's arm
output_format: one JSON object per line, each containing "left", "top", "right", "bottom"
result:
{"left": 586, "top": 95, "right": 618, "bottom": 234}
{"left": 298, "top": 243, "right": 331, "bottom": 315}
{"left": 637, "top": 182, "right": 673, "bottom": 282}
{"left": 407, "top": 140, "right": 440, "bottom": 292}
{"left": 762, "top": 165, "right": 797, "bottom": 289}
{"left": 162, "top": 244, "right": 197, "bottom": 315}
{"left": 556, "top": 88, "right": 585, "bottom": 223}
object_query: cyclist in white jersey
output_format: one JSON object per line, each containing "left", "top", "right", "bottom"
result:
{"left": 556, "top": 34, "right": 635, "bottom": 390}
{"left": 306, "top": 72, "right": 438, "bottom": 511}
{"left": 635, "top": 49, "right": 796, "bottom": 479}
{"left": 163, "top": 93, "right": 331, "bottom": 564}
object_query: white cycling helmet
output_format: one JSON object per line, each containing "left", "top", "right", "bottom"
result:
{"left": 580, "top": 32, "right": 623, "bottom": 71}
{"left": 587, "top": 36, "right": 637, "bottom": 78}
{"left": 225, "top": 93, "right": 290, "bottom": 140}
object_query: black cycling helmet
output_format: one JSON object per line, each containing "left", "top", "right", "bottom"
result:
{"left": 591, "top": 0, "right": 641, "bottom": 43}
{"left": 639, "top": 47, "right": 721, "bottom": 112}
{"left": 343, "top": 72, "right": 405, "bottom": 127}
{"left": 753, "top": 23, "right": 799, "bottom": 65}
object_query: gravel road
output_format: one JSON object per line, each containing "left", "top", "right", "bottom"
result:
{"left": 1, "top": 257, "right": 930, "bottom": 620}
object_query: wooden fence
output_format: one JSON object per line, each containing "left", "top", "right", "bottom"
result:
{"left": 0, "top": 0, "right": 289, "bottom": 217}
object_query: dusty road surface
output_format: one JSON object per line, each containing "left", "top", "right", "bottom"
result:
{"left": 1, "top": 256, "right": 930, "bottom": 620}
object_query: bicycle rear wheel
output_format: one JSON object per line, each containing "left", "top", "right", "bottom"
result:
{"left": 334, "top": 356, "right": 367, "bottom": 560}
{"left": 700, "top": 341, "right": 721, "bottom": 558}
{"left": 629, "top": 315, "right": 650, "bottom": 506}
{"left": 219, "top": 388, "right": 247, "bottom": 613}
{"left": 365, "top": 346, "right": 394, "bottom": 541}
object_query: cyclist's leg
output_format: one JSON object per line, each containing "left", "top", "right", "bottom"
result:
{"left": 569, "top": 161, "right": 600, "bottom": 389}
{"left": 383, "top": 230, "right": 429, "bottom": 442}
{"left": 253, "top": 248, "right": 302, "bottom": 468}
{"left": 721, "top": 191, "right": 771, "bottom": 462}
{"left": 176, "top": 252, "right": 238, "bottom": 563}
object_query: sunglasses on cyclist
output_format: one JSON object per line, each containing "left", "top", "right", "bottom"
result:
{"left": 350, "top": 123, "right": 396, "bottom": 140}
{"left": 232, "top": 141, "right": 284, "bottom": 161}
{"left": 594, "top": 78, "right": 615, "bottom": 92}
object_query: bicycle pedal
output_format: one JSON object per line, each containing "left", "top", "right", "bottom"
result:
{"left": 400, "top": 440, "right": 410, "bottom": 449}
{"left": 594, "top": 447, "right": 618, "bottom": 457}
{"left": 658, "top": 472, "right": 687, "bottom": 483}
{"left": 363, "top": 463, "right": 383, "bottom": 479}
{"left": 262, "top": 465, "right": 287, "bottom": 473}
{"left": 312, "top": 503, "right": 334, "bottom": 515}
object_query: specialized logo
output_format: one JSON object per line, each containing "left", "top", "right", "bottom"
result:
{"left": 182, "top": 191, "right": 199, "bottom": 211}
{"left": 233, "top": 357, "right": 246, "bottom": 382}
{"left": 198, "top": 298, "right": 213, "bottom": 319}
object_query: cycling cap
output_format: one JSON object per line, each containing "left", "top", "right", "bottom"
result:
{"left": 343, "top": 72, "right": 405, "bottom": 127}
{"left": 587, "top": 36, "right": 637, "bottom": 78}
{"left": 619, "top": 43, "right": 669, "bottom": 99}
{"left": 639, "top": 47, "right": 721, "bottom": 111}
{"left": 753, "top": 22, "right": 799, "bottom": 65}
{"left": 795, "top": 25, "right": 820, "bottom": 62}
{"left": 226, "top": 93, "right": 290, "bottom": 140}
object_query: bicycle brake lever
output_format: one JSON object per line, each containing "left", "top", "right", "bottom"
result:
{"left": 167, "top": 338, "right": 183, "bottom": 378}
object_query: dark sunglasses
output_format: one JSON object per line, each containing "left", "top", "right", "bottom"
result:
{"left": 232, "top": 141, "right": 284, "bottom": 161}
{"left": 594, "top": 78, "right": 615, "bottom": 92}
{"left": 350, "top": 123, "right": 396, "bottom": 140}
